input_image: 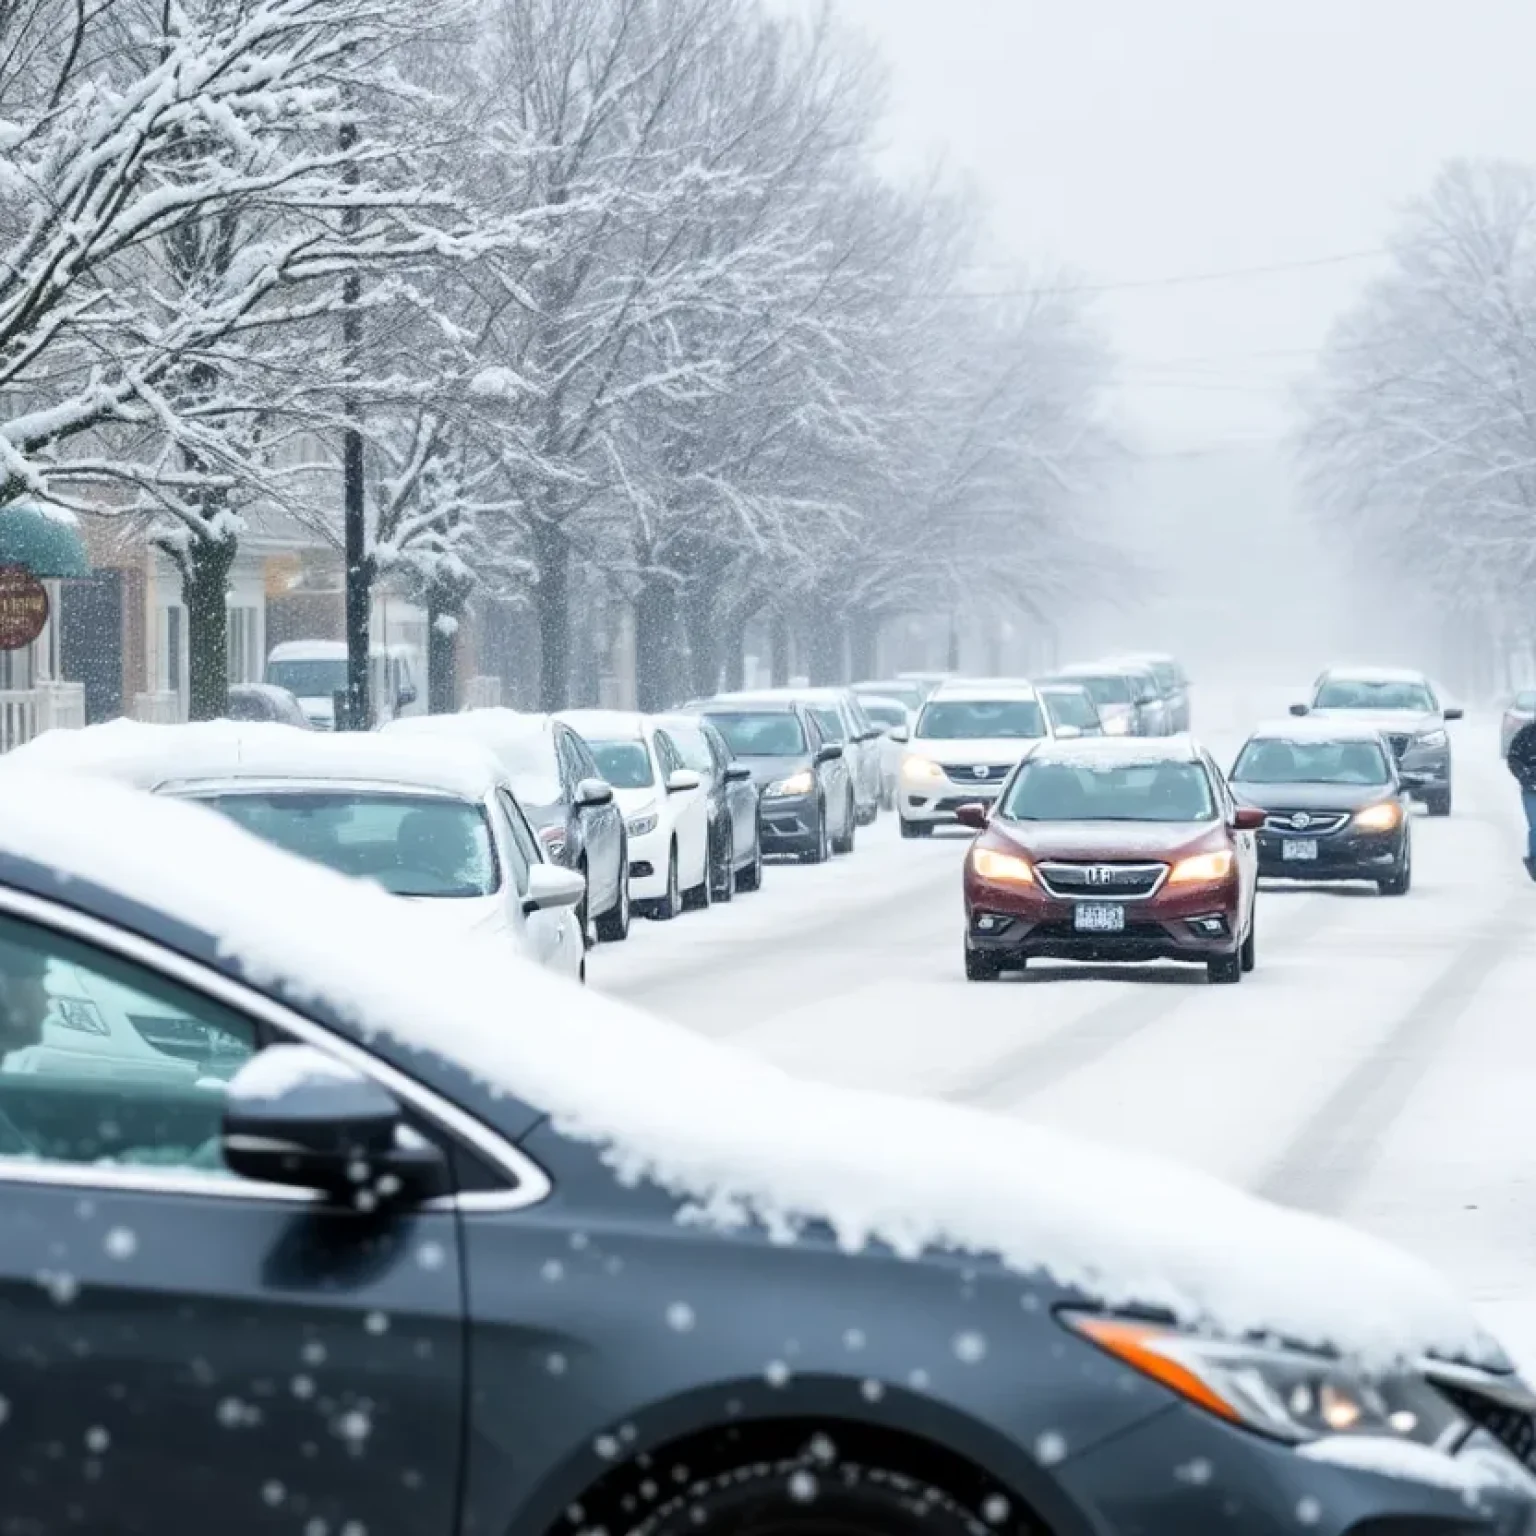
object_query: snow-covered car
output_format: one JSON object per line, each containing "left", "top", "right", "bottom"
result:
{"left": 1, "top": 721, "right": 587, "bottom": 980}
{"left": 1, "top": 781, "right": 1533, "bottom": 1536}
{"left": 652, "top": 712, "right": 764, "bottom": 899}
{"left": 262, "top": 639, "right": 424, "bottom": 729}
{"left": 559, "top": 709, "right": 710, "bottom": 919}
{"left": 893, "top": 678, "right": 1059, "bottom": 836}
{"left": 385, "top": 709, "right": 631, "bottom": 942}
{"left": 850, "top": 692, "right": 913, "bottom": 809}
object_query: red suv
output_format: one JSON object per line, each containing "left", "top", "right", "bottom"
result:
{"left": 959, "top": 737, "right": 1263, "bottom": 984}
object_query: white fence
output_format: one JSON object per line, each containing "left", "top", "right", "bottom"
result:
{"left": 0, "top": 683, "right": 87, "bottom": 753}
{"left": 0, "top": 691, "right": 37, "bottom": 753}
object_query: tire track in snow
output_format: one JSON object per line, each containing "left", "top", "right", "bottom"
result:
{"left": 1252, "top": 899, "right": 1530, "bottom": 1217}
{"left": 948, "top": 889, "right": 1344, "bottom": 1110}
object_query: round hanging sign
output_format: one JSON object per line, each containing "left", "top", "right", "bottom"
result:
{"left": 0, "top": 564, "right": 50, "bottom": 651}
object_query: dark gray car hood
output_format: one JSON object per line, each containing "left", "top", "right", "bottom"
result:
{"left": 1232, "top": 781, "right": 1396, "bottom": 813}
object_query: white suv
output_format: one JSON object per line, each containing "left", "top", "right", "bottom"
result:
{"left": 894, "top": 681, "right": 1060, "bottom": 838}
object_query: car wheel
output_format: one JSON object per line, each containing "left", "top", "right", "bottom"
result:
{"left": 711, "top": 833, "right": 735, "bottom": 904}
{"left": 593, "top": 846, "right": 631, "bottom": 942}
{"left": 736, "top": 828, "right": 764, "bottom": 892}
{"left": 682, "top": 840, "right": 713, "bottom": 912}
{"left": 833, "top": 793, "right": 857, "bottom": 854}
{"left": 799, "top": 804, "right": 831, "bottom": 864}
{"left": 1426, "top": 787, "right": 1452, "bottom": 817}
{"left": 1379, "top": 844, "right": 1412, "bottom": 896}
{"left": 1208, "top": 949, "right": 1243, "bottom": 985}
{"left": 965, "top": 943, "right": 1001, "bottom": 982}
{"left": 1240, "top": 905, "right": 1256, "bottom": 972}
{"left": 650, "top": 844, "right": 681, "bottom": 920}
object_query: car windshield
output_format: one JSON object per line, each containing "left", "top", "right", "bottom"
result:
{"left": 856, "top": 683, "right": 924, "bottom": 712}
{"left": 915, "top": 699, "right": 1045, "bottom": 740}
{"left": 1233, "top": 739, "right": 1391, "bottom": 785}
{"left": 1064, "top": 674, "right": 1131, "bottom": 707}
{"left": 1314, "top": 678, "right": 1437, "bottom": 712}
{"left": 1003, "top": 758, "right": 1216, "bottom": 822}
{"left": 191, "top": 791, "right": 498, "bottom": 897}
{"left": 587, "top": 741, "right": 654, "bottom": 789}
{"left": 706, "top": 711, "right": 806, "bottom": 756}
{"left": 666, "top": 725, "right": 714, "bottom": 774}
{"left": 265, "top": 658, "right": 346, "bottom": 698}
{"left": 1042, "top": 690, "right": 1100, "bottom": 730}
{"left": 861, "top": 701, "right": 907, "bottom": 729}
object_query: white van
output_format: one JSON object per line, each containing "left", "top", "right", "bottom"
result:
{"left": 264, "top": 640, "right": 424, "bottom": 729}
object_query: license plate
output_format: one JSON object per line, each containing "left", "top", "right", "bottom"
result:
{"left": 1074, "top": 903, "right": 1125, "bottom": 933}
{"left": 1281, "top": 839, "right": 1318, "bottom": 861}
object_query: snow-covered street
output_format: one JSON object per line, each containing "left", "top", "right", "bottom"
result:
{"left": 595, "top": 688, "right": 1536, "bottom": 1367}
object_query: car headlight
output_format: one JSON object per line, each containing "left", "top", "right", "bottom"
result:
{"left": 626, "top": 813, "right": 658, "bottom": 837}
{"left": 1353, "top": 801, "right": 1402, "bottom": 832}
{"left": 1168, "top": 849, "right": 1233, "bottom": 884}
{"left": 1065, "top": 1315, "right": 1467, "bottom": 1448}
{"left": 970, "top": 846, "right": 1034, "bottom": 885}
{"left": 765, "top": 770, "right": 814, "bottom": 798}
{"left": 1415, "top": 729, "right": 1448, "bottom": 749}
{"left": 901, "top": 755, "right": 947, "bottom": 783}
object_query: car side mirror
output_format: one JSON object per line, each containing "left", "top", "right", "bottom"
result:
{"left": 223, "top": 1046, "right": 450, "bottom": 1205}
{"left": 1055, "top": 724, "right": 1082, "bottom": 740}
{"left": 724, "top": 763, "right": 752, "bottom": 783}
{"left": 815, "top": 744, "right": 844, "bottom": 763}
{"left": 856, "top": 729, "right": 882, "bottom": 743}
{"left": 666, "top": 768, "right": 702, "bottom": 794}
{"left": 888, "top": 726, "right": 910, "bottom": 744}
{"left": 522, "top": 863, "right": 585, "bottom": 916}
{"left": 1232, "top": 807, "right": 1267, "bottom": 832}
{"left": 1288, "top": 703, "right": 1310, "bottom": 717}
{"left": 575, "top": 776, "right": 614, "bottom": 808}
{"left": 954, "top": 803, "right": 989, "bottom": 831}
{"left": 1444, "top": 706, "right": 1464, "bottom": 721}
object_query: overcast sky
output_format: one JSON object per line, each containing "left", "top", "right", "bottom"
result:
{"left": 830, "top": 0, "right": 1536, "bottom": 672}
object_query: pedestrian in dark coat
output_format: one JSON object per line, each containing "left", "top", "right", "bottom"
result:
{"left": 1506, "top": 718, "right": 1536, "bottom": 879}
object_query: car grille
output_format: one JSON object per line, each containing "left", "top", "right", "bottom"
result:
{"left": 1261, "top": 810, "right": 1349, "bottom": 835}
{"left": 1438, "top": 1383, "right": 1536, "bottom": 1470}
{"left": 1035, "top": 862, "right": 1168, "bottom": 900}
{"left": 940, "top": 763, "right": 1014, "bottom": 785}
{"left": 1386, "top": 733, "right": 1411, "bottom": 758}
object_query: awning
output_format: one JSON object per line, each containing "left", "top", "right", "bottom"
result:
{"left": 0, "top": 505, "right": 90, "bottom": 578}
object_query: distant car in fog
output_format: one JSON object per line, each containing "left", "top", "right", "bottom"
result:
{"left": 1290, "top": 666, "right": 1461, "bottom": 817}
{"left": 1502, "top": 689, "right": 1536, "bottom": 758}
{"left": 1108, "top": 652, "right": 1190, "bottom": 732}
{"left": 850, "top": 679, "right": 928, "bottom": 715}
{"left": 848, "top": 692, "right": 914, "bottom": 808}
{"left": 224, "top": 684, "right": 311, "bottom": 728}
{"left": 1036, "top": 681, "right": 1104, "bottom": 737}
{"left": 1045, "top": 665, "right": 1147, "bottom": 736}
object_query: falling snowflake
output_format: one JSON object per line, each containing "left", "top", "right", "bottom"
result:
{"left": 334, "top": 1408, "right": 372, "bottom": 1447}
{"left": 84, "top": 1427, "right": 109, "bottom": 1454}
{"left": 594, "top": 1434, "right": 620, "bottom": 1460}
{"left": 546, "top": 1353, "right": 568, "bottom": 1376}
{"left": 1034, "top": 1432, "right": 1066, "bottom": 1467}
{"left": 807, "top": 1434, "right": 836, "bottom": 1464}
{"left": 908, "top": 1369, "right": 930, "bottom": 1390}
{"left": 262, "top": 1481, "right": 286, "bottom": 1507}
{"left": 860, "top": 1379, "right": 885, "bottom": 1403}
{"left": 1296, "top": 1497, "right": 1321, "bottom": 1527}
{"left": 216, "top": 1398, "right": 259, "bottom": 1429}
{"left": 843, "top": 1328, "right": 866, "bottom": 1351}
{"left": 302, "top": 1341, "right": 327, "bottom": 1367}
{"left": 765, "top": 1360, "right": 791, "bottom": 1388}
{"left": 0, "top": 1397, "right": 10, "bottom": 1427}
{"left": 665, "top": 1303, "right": 696, "bottom": 1333}
{"left": 364, "top": 1311, "right": 389, "bottom": 1336}
{"left": 417, "top": 1242, "right": 445, "bottom": 1271}
{"left": 40, "top": 1270, "right": 79, "bottom": 1305}
{"left": 787, "top": 1470, "right": 817, "bottom": 1503}
{"left": 1175, "top": 1459, "right": 1212, "bottom": 1486}
{"left": 982, "top": 1494, "right": 1010, "bottom": 1524}
{"left": 292, "top": 1375, "right": 316, "bottom": 1401}
{"left": 953, "top": 1331, "right": 987, "bottom": 1364}
{"left": 570, "top": 1232, "right": 590, "bottom": 1251}
{"left": 542, "top": 1260, "right": 565, "bottom": 1283}
{"left": 104, "top": 1228, "right": 137, "bottom": 1261}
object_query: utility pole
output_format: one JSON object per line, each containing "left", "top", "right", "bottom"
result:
{"left": 340, "top": 114, "right": 370, "bottom": 731}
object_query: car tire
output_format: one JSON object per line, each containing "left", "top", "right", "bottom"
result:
{"left": 593, "top": 848, "right": 631, "bottom": 942}
{"left": 711, "top": 833, "right": 735, "bottom": 904}
{"left": 1208, "top": 949, "right": 1243, "bottom": 985}
{"left": 1379, "top": 847, "right": 1412, "bottom": 896}
{"left": 736, "top": 830, "right": 764, "bottom": 892}
{"left": 649, "top": 844, "right": 681, "bottom": 920}
{"left": 899, "top": 817, "right": 931, "bottom": 840}
{"left": 682, "top": 843, "right": 713, "bottom": 912}
{"left": 1240, "top": 906, "right": 1256, "bottom": 973}
{"left": 965, "top": 942, "right": 1001, "bottom": 981}
{"left": 799, "top": 806, "right": 831, "bottom": 864}
{"left": 833, "top": 794, "right": 858, "bottom": 854}
{"left": 1426, "top": 787, "right": 1452, "bottom": 817}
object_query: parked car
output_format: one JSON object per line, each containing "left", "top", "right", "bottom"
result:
{"left": 959, "top": 735, "right": 1262, "bottom": 984}
{"left": 1109, "top": 652, "right": 1191, "bottom": 732}
{"left": 655, "top": 712, "right": 764, "bottom": 899}
{"left": 695, "top": 697, "right": 854, "bottom": 862}
{"left": 1035, "top": 681, "right": 1103, "bottom": 738}
{"left": 386, "top": 710, "right": 631, "bottom": 942}
{"left": 1230, "top": 720, "right": 1412, "bottom": 895}
{"left": 1, "top": 720, "right": 589, "bottom": 979}
{"left": 849, "top": 692, "right": 913, "bottom": 809}
{"left": 1503, "top": 688, "right": 1536, "bottom": 758}
{"left": 560, "top": 710, "right": 710, "bottom": 920}
{"left": 893, "top": 679, "right": 1056, "bottom": 837}
{"left": 223, "top": 682, "right": 312, "bottom": 728}
{"left": 711, "top": 689, "right": 882, "bottom": 828}
{"left": 1043, "top": 666, "right": 1140, "bottom": 736}
{"left": 0, "top": 780, "right": 1530, "bottom": 1536}
{"left": 1291, "top": 665, "right": 1462, "bottom": 816}
{"left": 263, "top": 639, "right": 423, "bottom": 729}
{"left": 895, "top": 670, "right": 955, "bottom": 698}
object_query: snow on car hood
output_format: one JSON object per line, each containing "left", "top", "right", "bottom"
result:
{"left": 1306, "top": 708, "right": 1442, "bottom": 734}
{"left": 611, "top": 785, "right": 659, "bottom": 818}
{"left": 0, "top": 773, "right": 1503, "bottom": 1371}
{"left": 400, "top": 892, "right": 512, "bottom": 942}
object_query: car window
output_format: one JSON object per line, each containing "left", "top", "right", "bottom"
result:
{"left": 1519, "top": 691, "right": 1536, "bottom": 711}
{"left": 0, "top": 912, "right": 261, "bottom": 1174}
{"left": 861, "top": 700, "right": 907, "bottom": 729}
{"left": 1003, "top": 758, "right": 1217, "bottom": 823}
{"left": 496, "top": 790, "right": 535, "bottom": 895}
{"left": 808, "top": 705, "right": 845, "bottom": 742}
{"left": 705, "top": 711, "right": 807, "bottom": 756}
{"left": 1041, "top": 689, "right": 1100, "bottom": 731}
{"left": 667, "top": 724, "right": 714, "bottom": 776}
{"left": 1232, "top": 739, "right": 1391, "bottom": 785}
{"left": 1066, "top": 674, "right": 1131, "bottom": 706}
{"left": 588, "top": 739, "right": 655, "bottom": 788}
{"left": 565, "top": 731, "right": 602, "bottom": 782}
{"left": 915, "top": 699, "right": 1046, "bottom": 739}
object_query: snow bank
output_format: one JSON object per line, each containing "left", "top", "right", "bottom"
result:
{"left": 0, "top": 774, "right": 1504, "bottom": 1371}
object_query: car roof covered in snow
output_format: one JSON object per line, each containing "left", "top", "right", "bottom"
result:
{"left": 1055, "top": 661, "right": 1147, "bottom": 679}
{"left": 386, "top": 708, "right": 556, "bottom": 746}
{"left": 1317, "top": 665, "right": 1433, "bottom": 685}
{"left": 1025, "top": 733, "right": 1204, "bottom": 767}
{"left": 1245, "top": 717, "right": 1393, "bottom": 744}
{"left": 266, "top": 639, "right": 346, "bottom": 660}
{"left": 926, "top": 678, "right": 1040, "bottom": 702}
{"left": 710, "top": 687, "right": 856, "bottom": 707}
{"left": 557, "top": 708, "right": 650, "bottom": 741}
{"left": 0, "top": 774, "right": 1500, "bottom": 1371}
{"left": 0, "top": 720, "right": 505, "bottom": 801}
{"left": 694, "top": 695, "right": 804, "bottom": 715}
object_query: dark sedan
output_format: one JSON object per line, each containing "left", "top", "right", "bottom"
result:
{"left": 1231, "top": 722, "right": 1413, "bottom": 895}
{"left": 655, "top": 712, "right": 764, "bottom": 898}
{"left": 695, "top": 699, "right": 853, "bottom": 862}
{"left": 1, "top": 783, "right": 1533, "bottom": 1536}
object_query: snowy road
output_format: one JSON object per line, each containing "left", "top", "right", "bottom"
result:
{"left": 593, "top": 688, "right": 1536, "bottom": 1365}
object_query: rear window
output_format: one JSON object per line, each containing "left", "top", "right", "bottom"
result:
{"left": 915, "top": 699, "right": 1045, "bottom": 740}
{"left": 1042, "top": 689, "right": 1100, "bottom": 730}
{"left": 705, "top": 711, "right": 807, "bottom": 757}
{"left": 1065, "top": 674, "right": 1131, "bottom": 707}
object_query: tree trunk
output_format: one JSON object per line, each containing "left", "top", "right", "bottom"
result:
{"left": 684, "top": 583, "right": 721, "bottom": 699}
{"left": 849, "top": 611, "right": 879, "bottom": 681}
{"left": 532, "top": 519, "right": 570, "bottom": 713}
{"left": 181, "top": 530, "right": 237, "bottom": 722}
{"left": 634, "top": 576, "right": 678, "bottom": 712}
{"left": 722, "top": 608, "right": 752, "bottom": 691}
{"left": 804, "top": 600, "right": 845, "bottom": 685}
{"left": 427, "top": 588, "right": 458, "bottom": 714}
{"left": 769, "top": 610, "right": 790, "bottom": 685}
